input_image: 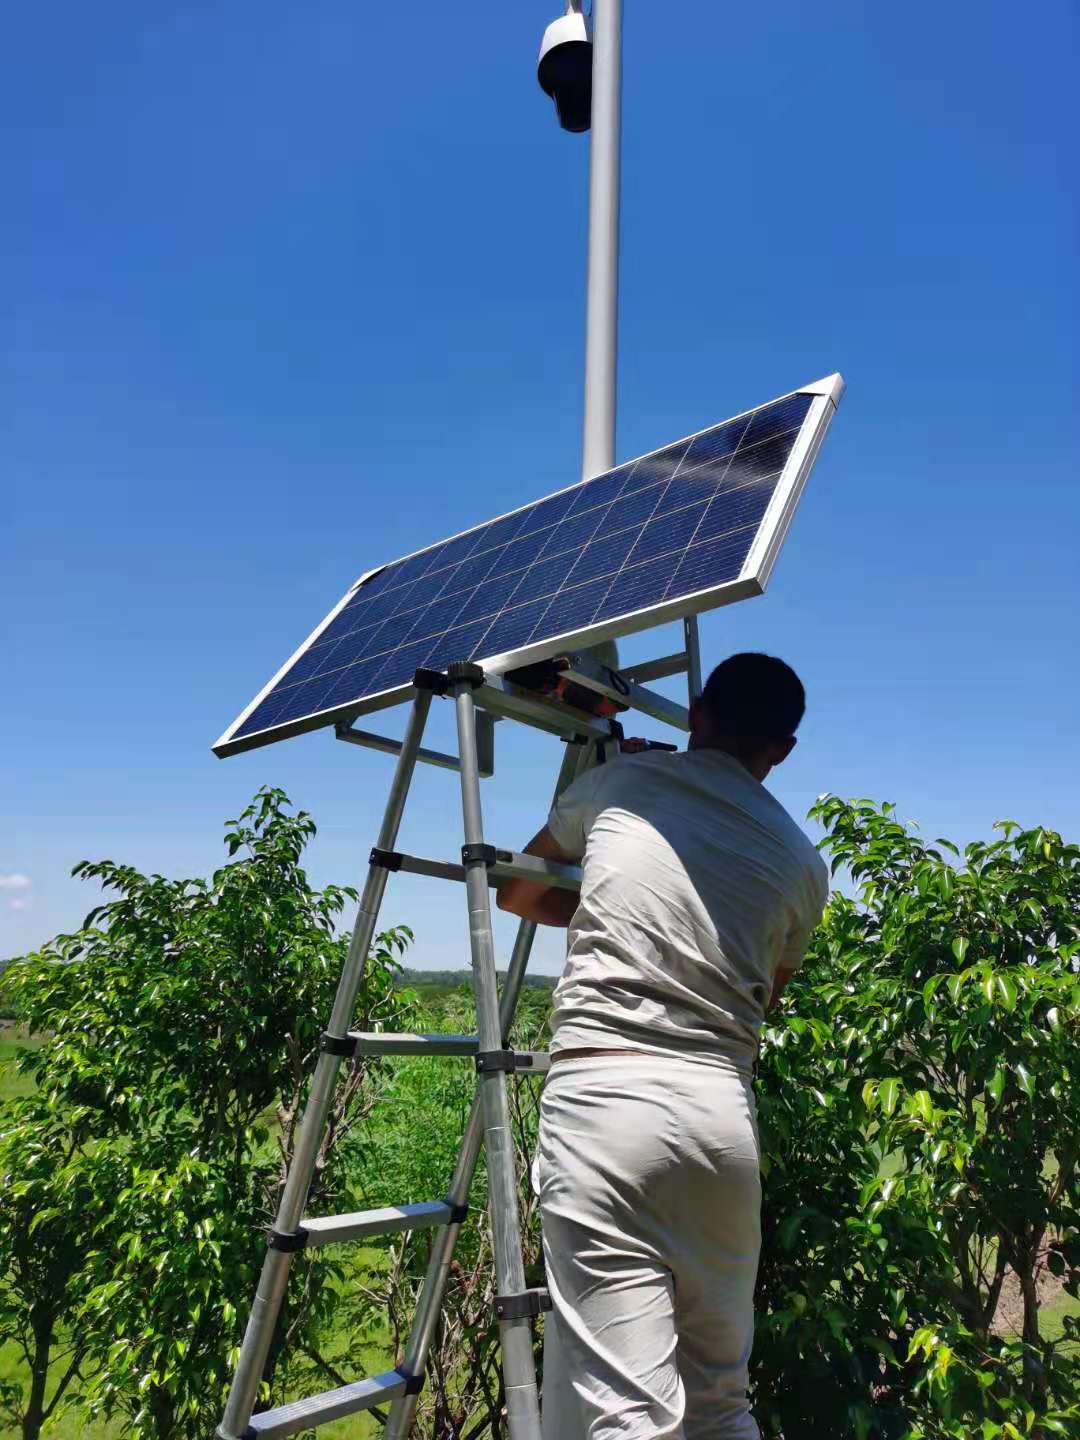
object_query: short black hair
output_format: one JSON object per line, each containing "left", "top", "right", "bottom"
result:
{"left": 700, "top": 652, "right": 806, "bottom": 740}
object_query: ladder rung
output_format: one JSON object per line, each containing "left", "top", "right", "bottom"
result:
{"left": 349, "top": 1031, "right": 479, "bottom": 1056}
{"left": 303, "top": 1201, "right": 453, "bottom": 1246}
{"left": 517, "top": 1051, "right": 551, "bottom": 1075}
{"left": 246, "top": 1370, "right": 408, "bottom": 1437}
{"left": 387, "top": 849, "right": 582, "bottom": 892}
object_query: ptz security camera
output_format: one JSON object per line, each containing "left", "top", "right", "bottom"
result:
{"left": 537, "top": 10, "right": 593, "bottom": 133}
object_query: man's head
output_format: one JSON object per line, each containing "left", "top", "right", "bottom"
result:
{"left": 689, "top": 652, "right": 806, "bottom": 780}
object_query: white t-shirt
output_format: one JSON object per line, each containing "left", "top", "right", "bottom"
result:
{"left": 545, "top": 747, "right": 829, "bottom": 1067}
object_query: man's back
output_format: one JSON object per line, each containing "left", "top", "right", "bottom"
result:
{"left": 546, "top": 747, "right": 828, "bottom": 1064}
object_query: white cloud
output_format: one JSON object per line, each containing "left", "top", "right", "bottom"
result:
{"left": 0, "top": 874, "right": 31, "bottom": 890}
{"left": 9, "top": 897, "right": 28, "bottom": 911}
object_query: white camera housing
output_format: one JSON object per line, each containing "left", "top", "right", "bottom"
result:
{"left": 537, "top": 11, "right": 592, "bottom": 132}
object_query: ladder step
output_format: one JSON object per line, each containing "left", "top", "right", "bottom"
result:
{"left": 347, "top": 1033, "right": 552, "bottom": 1073}
{"left": 349, "top": 1031, "right": 480, "bottom": 1057}
{"left": 374, "top": 848, "right": 582, "bottom": 891}
{"left": 246, "top": 1370, "right": 408, "bottom": 1437}
{"left": 303, "top": 1201, "right": 454, "bottom": 1246}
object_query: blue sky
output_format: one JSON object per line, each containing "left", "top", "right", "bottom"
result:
{"left": 5, "top": 1, "right": 1078, "bottom": 972}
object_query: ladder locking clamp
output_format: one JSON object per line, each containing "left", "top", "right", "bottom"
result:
{"left": 412, "top": 667, "right": 450, "bottom": 695}
{"left": 267, "top": 1227, "right": 309, "bottom": 1253}
{"left": 475, "top": 1049, "right": 535, "bottom": 1074}
{"left": 369, "top": 847, "right": 404, "bottom": 871}
{"left": 493, "top": 1288, "right": 552, "bottom": 1321}
{"left": 461, "top": 842, "right": 512, "bottom": 868}
{"left": 445, "top": 1200, "right": 469, "bottom": 1224}
{"left": 320, "top": 1032, "right": 358, "bottom": 1058}
{"left": 399, "top": 1369, "right": 425, "bottom": 1396}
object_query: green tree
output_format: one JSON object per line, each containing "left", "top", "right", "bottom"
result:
{"left": 0, "top": 787, "right": 413, "bottom": 1439}
{"left": 0, "top": 1098, "right": 107, "bottom": 1440}
{"left": 753, "top": 799, "right": 1080, "bottom": 1440}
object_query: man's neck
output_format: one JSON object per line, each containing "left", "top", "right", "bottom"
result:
{"left": 690, "top": 736, "right": 769, "bottom": 782}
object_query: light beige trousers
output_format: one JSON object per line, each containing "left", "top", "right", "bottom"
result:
{"left": 537, "top": 1054, "right": 761, "bottom": 1440}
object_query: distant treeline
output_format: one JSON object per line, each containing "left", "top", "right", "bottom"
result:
{"left": 397, "top": 967, "right": 557, "bottom": 993}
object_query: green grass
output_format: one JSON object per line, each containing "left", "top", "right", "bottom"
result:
{"left": 1042, "top": 1286, "right": 1080, "bottom": 1345}
{"left": 0, "top": 1029, "right": 40, "bottom": 1101}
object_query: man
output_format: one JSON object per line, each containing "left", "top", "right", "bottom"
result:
{"left": 497, "top": 652, "right": 828, "bottom": 1440}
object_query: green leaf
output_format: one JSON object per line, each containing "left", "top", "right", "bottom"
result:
{"left": 986, "top": 1067, "right": 1005, "bottom": 1105}
{"left": 1014, "top": 1062, "right": 1034, "bottom": 1097}
{"left": 951, "top": 937, "right": 969, "bottom": 964}
{"left": 995, "top": 973, "right": 1018, "bottom": 1011}
{"left": 879, "top": 1077, "right": 901, "bottom": 1116}
{"left": 912, "top": 1089, "right": 933, "bottom": 1122}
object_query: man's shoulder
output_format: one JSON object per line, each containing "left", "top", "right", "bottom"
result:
{"left": 749, "top": 780, "right": 828, "bottom": 889}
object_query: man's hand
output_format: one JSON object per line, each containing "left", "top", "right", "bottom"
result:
{"left": 768, "top": 966, "right": 795, "bottom": 1011}
{"left": 496, "top": 826, "right": 581, "bottom": 928}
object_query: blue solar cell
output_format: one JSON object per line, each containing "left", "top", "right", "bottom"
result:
{"left": 564, "top": 528, "right": 640, "bottom": 588}
{"left": 650, "top": 463, "right": 729, "bottom": 518}
{"left": 271, "top": 676, "right": 343, "bottom": 726}
{"left": 276, "top": 636, "right": 342, "bottom": 688}
{"left": 434, "top": 529, "right": 487, "bottom": 570}
{"left": 663, "top": 528, "right": 756, "bottom": 600}
{"left": 594, "top": 555, "right": 673, "bottom": 620}
{"left": 564, "top": 464, "right": 632, "bottom": 517}
{"left": 740, "top": 392, "right": 812, "bottom": 446}
{"left": 694, "top": 480, "right": 776, "bottom": 545}
{"left": 338, "top": 587, "right": 401, "bottom": 627}
{"left": 479, "top": 509, "right": 529, "bottom": 550}
{"left": 454, "top": 571, "right": 523, "bottom": 624}
{"left": 534, "top": 575, "right": 612, "bottom": 640}
{"left": 221, "top": 382, "right": 832, "bottom": 750}
{"left": 307, "top": 622, "right": 385, "bottom": 679}
{"left": 476, "top": 598, "right": 554, "bottom": 657}
{"left": 351, "top": 564, "right": 401, "bottom": 600}
{"left": 499, "top": 530, "right": 550, "bottom": 575}
{"left": 516, "top": 489, "right": 577, "bottom": 536}
{"left": 624, "top": 501, "right": 709, "bottom": 568}
{"left": 539, "top": 506, "right": 611, "bottom": 561}
{"left": 368, "top": 637, "right": 442, "bottom": 692}
{"left": 401, "top": 589, "right": 475, "bottom": 645}
{"left": 509, "top": 554, "right": 570, "bottom": 608}
{"left": 594, "top": 483, "right": 665, "bottom": 537}
{"left": 620, "top": 441, "right": 691, "bottom": 496}
{"left": 436, "top": 548, "right": 503, "bottom": 596}
{"left": 679, "top": 417, "right": 749, "bottom": 473}
{"left": 393, "top": 544, "right": 448, "bottom": 587}
{"left": 384, "top": 581, "right": 427, "bottom": 620}
{"left": 724, "top": 433, "right": 798, "bottom": 487}
{"left": 235, "top": 691, "right": 286, "bottom": 737}
{"left": 318, "top": 657, "right": 391, "bottom": 713}
{"left": 425, "top": 620, "right": 494, "bottom": 673}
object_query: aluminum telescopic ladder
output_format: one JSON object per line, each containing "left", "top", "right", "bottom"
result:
{"left": 216, "top": 628, "right": 699, "bottom": 1440}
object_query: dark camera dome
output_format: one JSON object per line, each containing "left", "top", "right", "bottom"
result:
{"left": 538, "top": 37, "right": 593, "bottom": 133}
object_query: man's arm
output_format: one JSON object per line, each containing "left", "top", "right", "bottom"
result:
{"left": 495, "top": 826, "right": 581, "bottom": 928}
{"left": 769, "top": 859, "right": 829, "bottom": 1011}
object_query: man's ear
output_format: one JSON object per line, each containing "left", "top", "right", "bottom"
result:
{"left": 770, "top": 735, "right": 797, "bottom": 767}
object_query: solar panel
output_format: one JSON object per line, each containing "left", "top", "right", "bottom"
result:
{"left": 214, "top": 374, "right": 843, "bottom": 757}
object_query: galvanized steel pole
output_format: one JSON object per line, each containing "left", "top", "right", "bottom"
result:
{"left": 580, "top": 0, "right": 623, "bottom": 481}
